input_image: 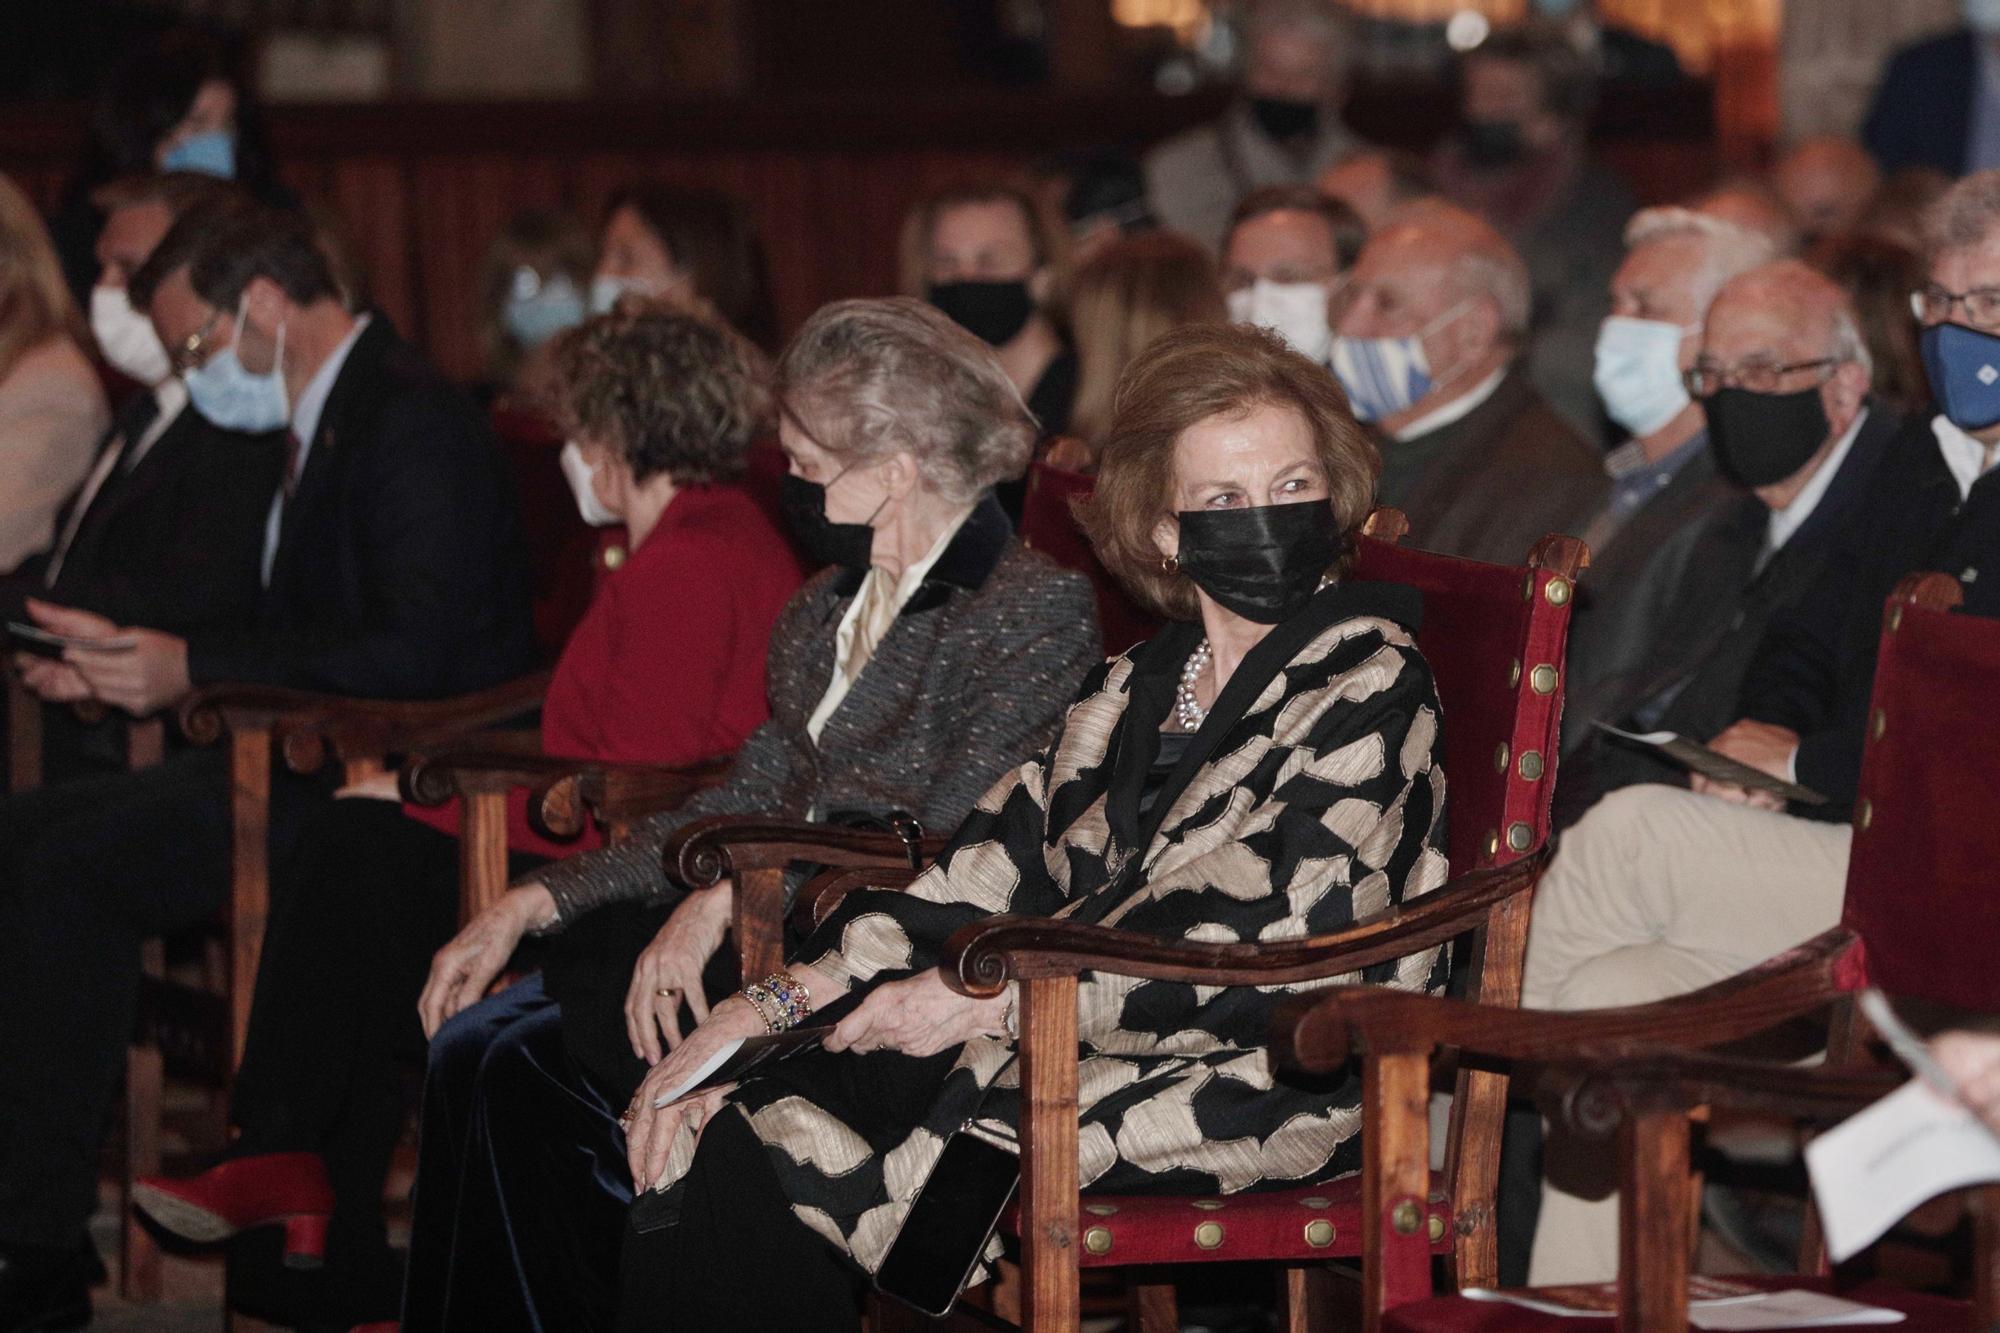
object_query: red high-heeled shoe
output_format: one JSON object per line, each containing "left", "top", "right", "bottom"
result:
{"left": 131, "top": 1151, "right": 335, "bottom": 1268}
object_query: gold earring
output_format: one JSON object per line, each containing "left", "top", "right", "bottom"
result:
{"left": 1161, "top": 553, "right": 1181, "bottom": 575}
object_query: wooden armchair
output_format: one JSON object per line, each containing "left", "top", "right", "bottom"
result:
{"left": 7, "top": 676, "right": 166, "bottom": 792}
{"left": 675, "top": 514, "right": 1590, "bottom": 1330}
{"left": 1279, "top": 571, "right": 2000, "bottom": 1330}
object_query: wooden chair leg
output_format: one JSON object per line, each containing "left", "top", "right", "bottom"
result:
{"left": 121, "top": 1043, "right": 164, "bottom": 1303}
{"left": 7, "top": 676, "right": 41, "bottom": 794}
{"left": 1364, "top": 1048, "right": 1434, "bottom": 1329}
{"left": 1975, "top": 1183, "right": 2000, "bottom": 1331}
{"left": 459, "top": 788, "right": 509, "bottom": 922}
{"left": 1019, "top": 976, "right": 1080, "bottom": 1332}
{"left": 1280, "top": 1265, "right": 1340, "bottom": 1333}
{"left": 1128, "top": 1279, "right": 1178, "bottom": 1333}
{"left": 1617, "top": 1109, "right": 1692, "bottom": 1333}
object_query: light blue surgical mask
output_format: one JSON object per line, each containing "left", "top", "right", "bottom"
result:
{"left": 184, "top": 298, "right": 290, "bottom": 433}
{"left": 1593, "top": 315, "right": 1697, "bottom": 437}
{"left": 1330, "top": 301, "right": 1472, "bottom": 423}
{"left": 160, "top": 129, "right": 236, "bottom": 180}
{"left": 503, "top": 268, "right": 586, "bottom": 348}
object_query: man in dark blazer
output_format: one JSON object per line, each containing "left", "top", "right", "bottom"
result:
{"left": 1332, "top": 200, "right": 1604, "bottom": 565}
{"left": 1516, "top": 170, "right": 2000, "bottom": 1286}
{"left": 0, "top": 203, "right": 535, "bottom": 1329}
{"left": 1862, "top": 21, "right": 1996, "bottom": 176}
{"left": 0, "top": 172, "right": 285, "bottom": 786}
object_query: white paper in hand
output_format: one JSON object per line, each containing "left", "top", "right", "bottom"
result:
{"left": 1806, "top": 1078, "right": 2000, "bottom": 1263}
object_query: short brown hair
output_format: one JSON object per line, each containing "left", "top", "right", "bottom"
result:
{"left": 896, "top": 181, "right": 1066, "bottom": 299}
{"left": 1078, "top": 323, "right": 1378, "bottom": 621}
{"left": 1228, "top": 185, "right": 1365, "bottom": 271}
{"left": 550, "top": 308, "right": 770, "bottom": 485}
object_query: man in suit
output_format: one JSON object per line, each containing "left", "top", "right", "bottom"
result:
{"left": 1862, "top": 8, "right": 2000, "bottom": 176}
{"left": 1330, "top": 199, "right": 1604, "bottom": 564}
{"left": 1519, "top": 170, "right": 2000, "bottom": 1287}
{"left": 0, "top": 172, "right": 285, "bottom": 786}
{"left": 1144, "top": 0, "right": 1366, "bottom": 250}
{"left": 0, "top": 204, "right": 535, "bottom": 1329}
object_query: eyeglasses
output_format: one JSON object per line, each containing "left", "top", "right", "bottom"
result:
{"left": 1683, "top": 357, "right": 1837, "bottom": 397}
{"left": 168, "top": 310, "right": 225, "bottom": 376}
{"left": 1910, "top": 284, "right": 2000, "bottom": 329}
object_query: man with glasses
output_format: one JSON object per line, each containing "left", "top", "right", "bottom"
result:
{"left": 1515, "top": 175, "right": 2000, "bottom": 1287}
{"left": 0, "top": 203, "right": 534, "bottom": 1330}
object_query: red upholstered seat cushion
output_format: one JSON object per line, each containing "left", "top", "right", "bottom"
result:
{"left": 1381, "top": 1277, "right": 1965, "bottom": 1331}
{"left": 1000, "top": 1176, "right": 1453, "bottom": 1269}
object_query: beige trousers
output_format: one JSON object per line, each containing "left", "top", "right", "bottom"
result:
{"left": 1520, "top": 785, "right": 1852, "bottom": 1284}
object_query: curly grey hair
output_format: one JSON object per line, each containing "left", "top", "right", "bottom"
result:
{"left": 776, "top": 297, "right": 1036, "bottom": 503}
{"left": 1624, "top": 206, "right": 1778, "bottom": 318}
{"left": 1924, "top": 169, "right": 2000, "bottom": 257}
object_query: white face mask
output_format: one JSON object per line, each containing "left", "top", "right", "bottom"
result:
{"left": 559, "top": 441, "right": 621, "bottom": 527}
{"left": 1227, "top": 278, "right": 1333, "bottom": 364}
{"left": 588, "top": 273, "right": 663, "bottom": 316}
{"left": 1593, "top": 315, "right": 1697, "bottom": 437}
{"left": 90, "top": 285, "right": 171, "bottom": 386}
{"left": 1967, "top": 0, "right": 2000, "bottom": 35}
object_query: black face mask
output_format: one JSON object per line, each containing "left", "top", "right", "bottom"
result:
{"left": 1458, "top": 119, "right": 1529, "bottom": 168}
{"left": 779, "top": 472, "right": 877, "bottom": 571}
{"left": 1701, "top": 385, "right": 1831, "bottom": 489}
{"left": 1248, "top": 95, "right": 1319, "bottom": 142}
{"left": 928, "top": 281, "right": 1035, "bottom": 347}
{"left": 1176, "top": 501, "right": 1342, "bottom": 624}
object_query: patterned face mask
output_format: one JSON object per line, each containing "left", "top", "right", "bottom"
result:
{"left": 1329, "top": 300, "right": 1472, "bottom": 423}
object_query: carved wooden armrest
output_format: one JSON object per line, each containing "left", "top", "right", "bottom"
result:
{"left": 1271, "top": 926, "right": 1860, "bottom": 1072}
{"left": 485, "top": 755, "right": 737, "bottom": 843}
{"left": 795, "top": 864, "right": 927, "bottom": 926}
{"left": 667, "top": 813, "right": 947, "bottom": 886}
{"left": 178, "top": 670, "right": 552, "bottom": 775}
{"left": 1541, "top": 1045, "right": 1903, "bottom": 1141}
{"left": 941, "top": 853, "right": 1545, "bottom": 997}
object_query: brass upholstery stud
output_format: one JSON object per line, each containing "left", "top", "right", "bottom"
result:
{"left": 1192, "top": 1200, "right": 1225, "bottom": 1211}
{"left": 1506, "top": 822, "right": 1533, "bottom": 853}
{"left": 1193, "top": 1221, "right": 1225, "bottom": 1250}
{"left": 1889, "top": 605, "right": 1905, "bottom": 632}
{"left": 1509, "top": 658, "right": 1522, "bottom": 688}
{"left": 1857, "top": 798, "right": 1873, "bottom": 831}
{"left": 1493, "top": 742, "right": 1510, "bottom": 774}
{"left": 1300, "top": 1197, "right": 1332, "bottom": 1209}
{"left": 1084, "top": 1203, "right": 1118, "bottom": 1216}
{"left": 1304, "top": 1220, "right": 1337, "bottom": 1248}
{"left": 1483, "top": 829, "right": 1500, "bottom": 859}
{"left": 1518, "top": 750, "right": 1545, "bottom": 782}
{"left": 1871, "top": 709, "right": 1886, "bottom": 741}
{"left": 1390, "top": 1201, "right": 1421, "bottom": 1235}
{"left": 1543, "top": 576, "right": 1572, "bottom": 607}
{"left": 1530, "top": 663, "right": 1559, "bottom": 696}
{"left": 1521, "top": 572, "right": 1535, "bottom": 602}
{"left": 1084, "top": 1226, "right": 1114, "bottom": 1255}
{"left": 1428, "top": 1214, "right": 1447, "bottom": 1243}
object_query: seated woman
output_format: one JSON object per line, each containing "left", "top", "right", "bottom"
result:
{"left": 129, "top": 308, "right": 803, "bottom": 1326}
{"left": 613, "top": 322, "right": 1450, "bottom": 1333}
{"left": 400, "top": 297, "right": 1103, "bottom": 1331}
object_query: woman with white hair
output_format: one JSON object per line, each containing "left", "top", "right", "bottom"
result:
{"left": 399, "top": 297, "right": 1102, "bottom": 1331}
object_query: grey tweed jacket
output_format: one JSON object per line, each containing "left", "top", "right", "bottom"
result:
{"left": 536, "top": 495, "right": 1102, "bottom": 924}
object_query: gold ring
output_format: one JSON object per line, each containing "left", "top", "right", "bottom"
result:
{"left": 656, "top": 987, "right": 677, "bottom": 999}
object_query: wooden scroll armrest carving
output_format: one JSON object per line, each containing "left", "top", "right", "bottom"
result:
{"left": 1271, "top": 926, "right": 1860, "bottom": 1073}
{"left": 942, "top": 853, "right": 1546, "bottom": 997}
{"left": 794, "top": 864, "right": 928, "bottom": 927}
{"left": 179, "top": 670, "right": 552, "bottom": 777}
{"left": 667, "top": 813, "right": 949, "bottom": 887}
{"left": 495, "top": 755, "right": 736, "bottom": 844}
{"left": 1542, "top": 1046, "right": 1904, "bottom": 1141}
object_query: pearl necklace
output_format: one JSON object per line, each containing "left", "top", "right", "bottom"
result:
{"left": 1175, "top": 638, "right": 1213, "bottom": 731}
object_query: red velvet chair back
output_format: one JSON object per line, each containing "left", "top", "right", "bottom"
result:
{"left": 1841, "top": 574, "right": 2000, "bottom": 1013}
{"left": 1018, "top": 460, "right": 1159, "bottom": 656}
{"left": 1351, "top": 515, "right": 1588, "bottom": 877}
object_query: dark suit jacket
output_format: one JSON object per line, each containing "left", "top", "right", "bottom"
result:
{"left": 184, "top": 318, "right": 536, "bottom": 698}
{"left": 1863, "top": 29, "right": 1979, "bottom": 175}
{"left": 1739, "top": 414, "right": 2000, "bottom": 817}
{"left": 1560, "top": 445, "right": 1738, "bottom": 753}
{"left": 1376, "top": 367, "right": 1607, "bottom": 567}
{"left": 1554, "top": 407, "right": 1901, "bottom": 825}
{"left": 0, "top": 394, "right": 284, "bottom": 632}
{"left": 536, "top": 494, "right": 1105, "bottom": 924}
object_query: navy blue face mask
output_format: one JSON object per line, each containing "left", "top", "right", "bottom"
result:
{"left": 1921, "top": 322, "right": 2000, "bottom": 432}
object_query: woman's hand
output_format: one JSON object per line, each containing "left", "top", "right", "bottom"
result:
{"left": 1932, "top": 1031, "right": 2000, "bottom": 1132}
{"left": 416, "top": 883, "right": 555, "bottom": 1038}
{"left": 623, "top": 995, "right": 766, "bottom": 1191}
{"left": 624, "top": 883, "right": 734, "bottom": 1063}
{"left": 825, "top": 969, "right": 1011, "bottom": 1059}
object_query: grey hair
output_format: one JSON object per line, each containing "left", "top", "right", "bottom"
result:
{"left": 1830, "top": 305, "right": 1873, "bottom": 380}
{"left": 1624, "top": 206, "right": 1777, "bottom": 314}
{"left": 1387, "top": 200, "right": 1532, "bottom": 341}
{"left": 1924, "top": 169, "right": 2000, "bottom": 256}
{"left": 776, "top": 297, "right": 1036, "bottom": 503}
{"left": 1240, "top": 0, "right": 1351, "bottom": 78}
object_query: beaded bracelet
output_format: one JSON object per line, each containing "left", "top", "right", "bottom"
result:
{"left": 742, "top": 971, "right": 812, "bottom": 1034}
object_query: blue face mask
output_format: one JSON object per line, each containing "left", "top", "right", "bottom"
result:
{"left": 184, "top": 298, "right": 290, "bottom": 433}
{"left": 1922, "top": 322, "right": 2000, "bottom": 432}
{"left": 503, "top": 269, "right": 586, "bottom": 349}
{"left": 160, "top": 130, "right": 236, "bottom": 180}
{"left": 1330, "top": 301, "right": 1471, "bottom": 423}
